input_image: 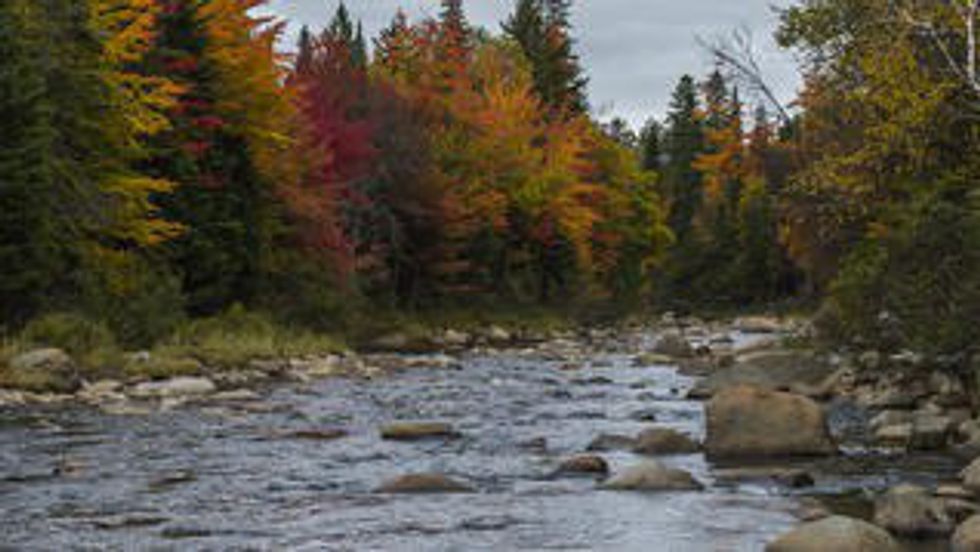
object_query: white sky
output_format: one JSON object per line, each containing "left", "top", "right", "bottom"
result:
{"left": 264, "top": 0, "right": 802, "bottom": 127}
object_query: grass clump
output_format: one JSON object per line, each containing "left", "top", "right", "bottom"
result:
{"left": 151, "top": 305, "right": 346, "bottom": 371}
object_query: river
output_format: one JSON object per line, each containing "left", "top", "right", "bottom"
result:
{"left": 0, "top": 328, "right": 962, "bottom": 550}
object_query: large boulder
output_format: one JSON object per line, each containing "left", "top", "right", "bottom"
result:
{"left": 376, "top": 473, "right": 474, "bottom": 494}
{"left": 873, "top": 484, "right": 956, "bottom": 538}
{"left": 953, "top": 514, "right": 980, "bottom": 551}
{"left": 632, "top": 428, "right": 700, "bottom": 455}
{"left": 130, "top": 377, "right": 216, "bottom": 399}
{"left": 705, "top": 386, "right": 837, "bottom": 460}
{"left": 766, "top": 516, "right": 900, "bottom": 552}
{"left": 688, "top": 350, "right": 836, "bottom": 399}
{"left": 380, "top": 422, "right": 460, "bottom": 441}
{"left": 600, "top": 461, "right": 703, "bottom": 492}
{"left": 3, "top": 348, "right": 79, "bottom": 393}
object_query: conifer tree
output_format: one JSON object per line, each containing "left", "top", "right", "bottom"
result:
{"left": 296, "top": 25, "right": 314, "bottom": 75}
{"left": 662, "top": 75, "right": 704, "bottom": 241}
{"left": 639, "top": 119, "right": 663, "bottom": 172}
{"left": 504, "top": 0, "right": 587, "bottom": 116}
{"left": 0, "top": 0, "right": 61, "bottom": 323}
{"left": 143, "top": 1, "right": 266, "bottom": 314}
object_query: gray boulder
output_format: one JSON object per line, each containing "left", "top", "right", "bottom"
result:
{"left": 766, "top": 516, "right": 900, "bottom": 552}
{"left": 632, "top": 428, "right": 700, "bottom": 455}
{"left": 600, "top": 461, "right": 703, "bottom": 492}
{"left": 873, "top": 484, "right": 956, "bottom": 538}
{"left": 705, "top": 386, "right": 836, "bottom": 459}
{"left": 689, "top": 349, "right": 835, "bottom": 399}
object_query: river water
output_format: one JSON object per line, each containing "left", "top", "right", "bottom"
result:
{"left": 0, "top": 330, "right": 963, "bottom": 550}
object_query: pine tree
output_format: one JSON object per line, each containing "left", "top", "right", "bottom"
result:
{"left": 296, "top": 25, "right": 314, "bottom": 75}
{"left": 504, "top": 0, "right": 587, "bottom": 116}
{"left": 0, "top": 0, "right": 62, "bottom": 323}
{"left": 143, "top": 1, "right": 266, "bottom": 315}
{"left": 663, "top": 75, "right": 704, "bottom": 241}
{"left": 639, "top": 118, "right": 663, "bottom": 172}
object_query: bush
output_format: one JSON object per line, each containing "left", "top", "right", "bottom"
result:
{"left": 77, "top": 256, "right": 186, "bottom": 349}
{"left": 830, "top": 178, "right": 980, "bottom": 356}
{"left": 21, "top": 313, "right": 117, "bottom": 359}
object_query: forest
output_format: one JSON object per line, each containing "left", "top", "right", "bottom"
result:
{"left": 0, "top": 0, "right": 977, "bottom": 364}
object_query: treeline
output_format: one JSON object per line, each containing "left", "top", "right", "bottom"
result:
{"left": 0, "top": 0, "right": 674, "bottom": 347}
{"left": 1, "top": 0, "right": 976, "bottom": 360}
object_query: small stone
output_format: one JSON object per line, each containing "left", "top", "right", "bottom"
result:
{"left": 910, "top": 414, "right": 953, "bottom": 451}
{"left": 211, "top": 389, "right": 260, "bottom": 402}
{"left": 556, "top": 454, "right": 610, "bottom": 476}
{"left": 875, "top": 424, "right": 913, "bottom": 447}
{"left": 600, "top": 461, "right": 703, "bottom": 492}
{"left": 377, "top": 473, "right": 474, "bottom": 494}
{"left": 380, "top": 422, "right": 459, "bottom": 441}
{"left": 937, "top": 485, "right": 976, "bottom": 501}
{"left": 586, "top": 433, "right": 637, "bottom": 452}
{"left": 286, "top": 428, "right": 347, "bottom": 441}
{"left": 130, "top": 377, "right": 216, "bottom": 399}
{"left": 632, "top": 428, "right": 700, "bottom": 455}
{"left": 652, "top": 333, "right": 694, "bottom": 358}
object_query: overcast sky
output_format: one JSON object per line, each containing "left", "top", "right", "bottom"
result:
{"left": 264, "top": 0, "right": 802, "bottom": 127}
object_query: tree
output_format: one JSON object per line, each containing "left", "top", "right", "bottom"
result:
{"left": 639, "top": 118, "right": 664, "bottom": 172}
{"left": 661, "top": 74, "right": 704, "bottom": 242}
{"left": 503, "top": 0, "right": 588, "bottom": 116}
{"left": 0, "top": 0, "right": 181, "bottom": 324}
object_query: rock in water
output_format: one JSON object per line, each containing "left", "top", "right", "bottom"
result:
{"left": 652, "top": 333, "right": 694, "bottom": 358}
{"left": 600, "top": 461, "right": 703, "bottom": 492}
{"left": 556, "top": 454, "right": 610, "bottom": 476}
{"left": 130, "top": 377, "right": 216, "bottom": 399}
{"left": 873, "top": 484, "right": 955, "bottom": 538}
{"left": 688, "top": 349, "right": 834, "bottom": 399}
{"left": 953, "top": 514, "right": 980, "bottom": 551}
{"left": 379, "top": 422, "right": 459, "bottom": 441}
{"left": 376, "top": 473, "right": 474, "bottom": 494}
{"left": 705, "top": 386, "right": 837, "bottom": 459}
{"left": 632, "top": 428, "right": 700, "bottom": 455}
{"left": 766, "top": 516, "right": 900, "bottom": 552}
{"left": 586, "top": 433, "right": 637, "bottom": 452}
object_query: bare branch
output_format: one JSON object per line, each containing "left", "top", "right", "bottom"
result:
{"left": 698, "top": 28, "right": 793, "bottom": 124}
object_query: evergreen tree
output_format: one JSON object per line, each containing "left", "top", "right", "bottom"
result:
{"left": 296, "top": 25, "right": 314, "bottom": 75}
{"left": 504, "top": 0, "right": 588, "bottom": 116}
{"left": 0, "top": 0, "right": 62, "bottom": 324}
{"left": 662, "top": 75, "right": 704, "bottom": 241}
{"left": 639, "top": 118, "right": 663, "bottom": 172}
{"left": 143, "top": 1, "right": 266, "bottom": 315}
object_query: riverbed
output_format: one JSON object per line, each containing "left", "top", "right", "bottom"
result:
{"left": 0, "top": 329, "right": 962, "bottom": 550}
